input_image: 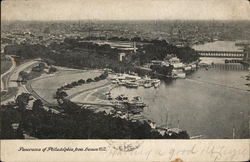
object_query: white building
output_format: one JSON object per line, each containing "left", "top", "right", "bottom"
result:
{"left": 118, "top": 53, "right": 126, "bottom": 62}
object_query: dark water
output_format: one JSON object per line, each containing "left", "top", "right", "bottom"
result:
{"left": 111, "top": 63, "right": 250, "bottom": 139}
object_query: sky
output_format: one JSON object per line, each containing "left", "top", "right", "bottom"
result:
{"left": 2, "top": 0, "right": 250, "bottom": 21}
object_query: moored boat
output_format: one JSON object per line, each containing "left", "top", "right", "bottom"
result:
{"left": 111, "top": 95, "right": 146, "bottom": 114}
{"left": 184, "top": 66, "right": 192, "bottom": 71}
{"left": 125, "top": 81, "right": 139, "bottom": 88}
{"left": 152, "top": 79, "right": 161, "bottom": 88}
{"left": 143, "top": 83, "right": 152, "bottom": 88}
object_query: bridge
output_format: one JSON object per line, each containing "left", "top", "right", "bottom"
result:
{"left": 197, "top": 50, "right": 245, "bottom": 58}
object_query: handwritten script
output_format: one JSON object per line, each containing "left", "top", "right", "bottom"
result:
{"left": 108, "top": 143, "right": 248, "bottom": 161}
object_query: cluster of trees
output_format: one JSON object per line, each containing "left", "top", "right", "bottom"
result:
{"left": 31, "top": 63, "right": 46, "bottom": 72}
{"left": 137, "top": 40, "right": 199, "bottom": 65}
{"left": 19, "top": 64, "right": 57, "bottom": 82}
{"left": 4, "top": 40, "right": 134, "bottom": 73}
{"left": 55, "top": 72, "right": 108, "bottom": 100}
{"left": 48, "top": 66, "right": 57, "bottom": 73}
{"left": 4, "top": 37, "right": 199, "bottom": 76}
{"left": 1, "top": 94, "right": 190, "bottom": 139}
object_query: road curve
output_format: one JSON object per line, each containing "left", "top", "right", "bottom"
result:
{"left": 1, "top": 55, "right": 16, "bottom": 91}
{"left": 1, "top": 59, "right": 39, "bottom": 104}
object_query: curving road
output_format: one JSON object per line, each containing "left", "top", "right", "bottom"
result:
{"left": 1, "top": 58, "right": 39, "bottom": 104}
{"left": 1, "top": 55, "right": 16, "bottom": 91}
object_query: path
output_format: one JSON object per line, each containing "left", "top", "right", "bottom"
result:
{"left": 1, "top": 59, "right": 39, "bottom": 104}
{"left": 1, "top": 55, "right": 16, "bottom": 91}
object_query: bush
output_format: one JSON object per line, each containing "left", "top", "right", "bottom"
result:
{"left": 78, "top": 79, "right": 85, "bottom": 84}
{"left": 65, "top": 84, "right": 73, "bottom": 89}
{"left": 71, "top": 81, "right": 78, "bottom": 87}
{"left": 56, "top": 90, "right": 68, "bottom": 99}
{"left": 49, "top": 67, "right": 57, "bottom": 73}
{"left": 94, "top": 77, "right": 100, "bottom": 82}
{"left": 86, "top": 78, "right": 93, "bottom": 83}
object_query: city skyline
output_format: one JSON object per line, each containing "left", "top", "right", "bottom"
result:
{"left": 2, "top": 0, "right": 250, "bottom": 21}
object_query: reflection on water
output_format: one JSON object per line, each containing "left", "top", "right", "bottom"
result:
{"left": 111, "top": 63, "right": 250, "bottom": 139}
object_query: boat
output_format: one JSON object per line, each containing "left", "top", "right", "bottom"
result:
{"left": 176, "top": 73, "right": 186, "bottom": 79}
{"left": 118, "top": 81, "right": 126, "bottom": 86}
{"left": 143, "top": 83, "right": 152, "bottom": 88}
{"left": 130, "top": 96, "right": 146, "bottom": 107}
{"left": 152, "top": 79, "right": 161, "bottom": 88}
{"left": 112, "top": 79, "right": 119, "bottom": 84}
{"left": 153, "top": 82, "right": 160, "bottom": 88}
{"left": 125, "top": 81, "right": 139, "bottom": 88}
{"left": 172, "top": 69, "right": 186, "bottom": 79}
{"left": 172, "top": 74, "right": 178, "bottom": 79}
{"left": 191, "top": 64, "right": 197, "bottom": 70}
{"left": 184, "top": 66, "right": 192, "bottom": 71}
{"left": 112, "top": 95, "right": 146, "bottom": 114}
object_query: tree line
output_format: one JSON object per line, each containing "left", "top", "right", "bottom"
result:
{"left": 4, "top": 37, "right": 199, "bottom": 74}
{"left": 55, "top": 72, "right": 108, "bottom": 101}
{"left": 1, "top": 93, "right": 190, "bottom": 139}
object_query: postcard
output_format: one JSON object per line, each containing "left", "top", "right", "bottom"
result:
{"left": 1, "top": 0, "right": 249, "bottom": 161}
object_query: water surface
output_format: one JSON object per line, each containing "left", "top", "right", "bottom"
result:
{"left": 111, "top": 64, "right": 249, "bottom": 139}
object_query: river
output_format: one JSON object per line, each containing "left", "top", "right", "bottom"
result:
{"left": 111, "top": 41, "right": 250, "bottom": 139}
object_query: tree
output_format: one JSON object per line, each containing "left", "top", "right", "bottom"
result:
{"left": 56, "top": 91, "right": 68, "bottom": 99}
{"left": 86, "top": 78, "right": 93, "bottom": 83}
{"left": 19, "top": 71, "right": 29, "bottom": 81}
{"left": 78, "top": 79, "right": 85, "bottom": 84}
{"left": 16, "top": 93, "right": 32, "bottom": 110}
{"left": 94, "top": 76, "right": 100, "bottom": 82}
{"left": 48, "top": 67, "right": 57, "bottom": 73}
{"left": 32, "top": 99, "right": 43, "bottom": 112}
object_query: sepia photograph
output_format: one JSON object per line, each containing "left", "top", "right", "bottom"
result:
{"left": 0, "top": 0, "right": 250, "bottom": 161}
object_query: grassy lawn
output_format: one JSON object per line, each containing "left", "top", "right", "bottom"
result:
{"left": 1, "top": 56, "right": 12, "bottom": 74}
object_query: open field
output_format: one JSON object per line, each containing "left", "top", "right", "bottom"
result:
{"left": 30, "top": 70, "right": 104, "bottom": 104}
{"left": 71, "top": 84, "right": 115, "bottom": 114}
{"left": 70, "top": 84, "right": 113, "bottom": 102}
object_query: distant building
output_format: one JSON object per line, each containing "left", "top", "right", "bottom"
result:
{"left": 169, "top": 57, "right": 184, "bottom": 69}
{"left": 118, "top": 53, "right": 126, "bottom": 62}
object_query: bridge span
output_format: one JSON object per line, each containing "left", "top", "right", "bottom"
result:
{"left": 197, "top": 50, "right": 245, "bottom": 58}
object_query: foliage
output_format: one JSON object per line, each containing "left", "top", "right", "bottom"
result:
{"left": 15, "top": 93, "right": 32, "bottom": 109}
{"left": 48, "top": 67, "right": 57, "bottom": 73}
{"left": 0, "top": 99, "right": 190, "bottom": 139}
{"left": 4, "top": 37, "right": 199, "bottom": 75}
{"left": 19, "top": 71, "right": 29, "bottom": 81}
{"left": 55, "top": 91, "right": 68, "bottom": 99}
